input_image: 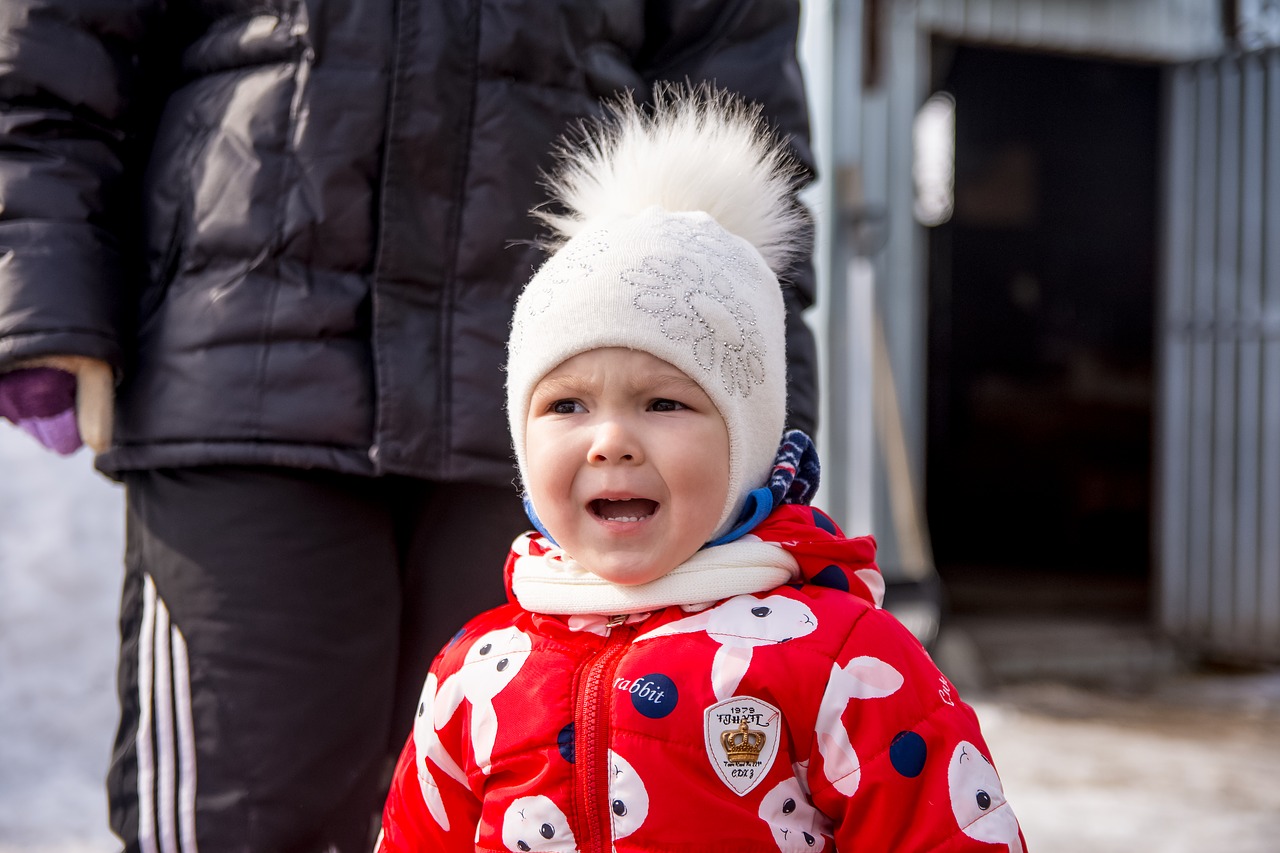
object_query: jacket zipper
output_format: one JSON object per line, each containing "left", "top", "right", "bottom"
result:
{"left": 574, "top": 616, "right": 633, "bottom": 853}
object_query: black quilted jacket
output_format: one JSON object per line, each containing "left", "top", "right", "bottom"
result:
{"left": 0, "top": 0, "right": 817, "bottom": 485}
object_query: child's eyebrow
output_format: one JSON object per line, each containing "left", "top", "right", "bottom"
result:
{"left": 642, "top": 374, "right": 704, "bottom": 397}
{"left": 531, "top": 371, "right": 703, "bottom": 398}
{"left": 531, "top": 374, "right": 594, "bottom": 397}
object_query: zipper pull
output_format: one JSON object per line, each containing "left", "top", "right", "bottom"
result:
{"left": 605, "top": 614, "right": 627, "bottom": 628}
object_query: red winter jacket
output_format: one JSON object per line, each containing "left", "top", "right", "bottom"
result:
{"left": 378, "top": 506, "right": 1025, "bottom": 852}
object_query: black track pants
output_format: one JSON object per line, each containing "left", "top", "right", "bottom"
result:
{"left": 107, "top": 466, "right": 528, "bottom": 852}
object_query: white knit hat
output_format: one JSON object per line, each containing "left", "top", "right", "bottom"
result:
{"left": 507, "top": 87, "right": 808, "bottom": 541}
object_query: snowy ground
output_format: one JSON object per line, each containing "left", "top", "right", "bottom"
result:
{"left": 972, "top": 677, "right": 1280, "bottom": 853}
{"left": 3, "top": 424, "right": 1280, "bottom": 851}
{"left": 1, "top": 428, "right": 124, "bottom": 851}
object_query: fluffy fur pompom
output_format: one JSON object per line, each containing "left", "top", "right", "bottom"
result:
{"left": 535, "top": 84, "right": 809, "bottom": 278}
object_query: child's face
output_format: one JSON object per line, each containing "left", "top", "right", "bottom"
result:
{"left": 525, "top": 347, "right": 730, "bottom": 586}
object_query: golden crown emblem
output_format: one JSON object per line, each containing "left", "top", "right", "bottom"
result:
{"left": 721, "top": 721, "right": 767, "bottom": 763}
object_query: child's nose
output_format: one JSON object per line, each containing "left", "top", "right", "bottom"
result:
{"left": 587, "top": 419, "right": 641, "bottom": 464}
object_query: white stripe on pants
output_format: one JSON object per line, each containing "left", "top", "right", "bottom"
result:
{"left": 138, "top": 574, "right": 199, "bottom": 853}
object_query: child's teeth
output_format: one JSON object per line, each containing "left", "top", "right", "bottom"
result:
{"left": 595, "top": 498, "right": 656, "bottom": 521}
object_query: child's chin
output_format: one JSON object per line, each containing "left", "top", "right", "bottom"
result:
{"left": 592, "top": 561, "right": 678, "bottom": 587}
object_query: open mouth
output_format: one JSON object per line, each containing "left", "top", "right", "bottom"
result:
{"left": 590, "top": 498, "right": 658, "bottom": 523}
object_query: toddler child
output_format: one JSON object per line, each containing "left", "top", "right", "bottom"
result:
{"left": 376, "top": 87, "right": 1025, "bottom": 853}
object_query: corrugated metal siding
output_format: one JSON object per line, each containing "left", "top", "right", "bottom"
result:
{"left": 917, "top": 0, "right": 1226, "bottom": 60}
{"left": 1159, "top": 49, "right": 1280, "bottom": 663}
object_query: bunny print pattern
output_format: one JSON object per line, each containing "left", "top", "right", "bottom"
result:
{"left": 379, "top": 521, "right": 1024, "bottom": 852}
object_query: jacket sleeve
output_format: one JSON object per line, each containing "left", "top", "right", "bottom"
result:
{"left": 377, "top": 668, "right": 482, "bottom": 853}
{"left": 806, "top": 606, "right": 1028, "bottom": 851}
{"left": 639, "top": 0, "right": 819, "bottom": 434}
{"left": 0, "top": 0, "right": 156, "bottom": 372}
{"left": 377, "top": 729, "right": 481, "bottom": 853}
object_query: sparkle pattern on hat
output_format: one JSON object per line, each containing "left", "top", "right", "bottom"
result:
{"left": 509, "top": 231, "right": 611, "bottom": 355}
{"left": 622, "top": 217, "right": 767, "bottom": 398}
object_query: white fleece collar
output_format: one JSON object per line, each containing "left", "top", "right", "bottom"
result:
{"left": 510, "top": 536, "right": 799, "bottom": 616}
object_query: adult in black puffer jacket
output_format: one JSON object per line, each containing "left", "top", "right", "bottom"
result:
{"left": 0, "top": 1, "right": 818, "bottom": 849}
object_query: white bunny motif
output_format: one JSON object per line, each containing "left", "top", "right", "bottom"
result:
{"left": 441, "top": 627, "right": 533, "bottom": 772}
{"left": 636, "top": 594, "right": 818, "bottom": 700}
{"left": 415, "top": 627, "right": 534, "bottom": 829}
{"left": 948, "top": 741, "right": 1023, "bottom": 852}
{"left": 758, "top": 776, "right": 833, "bottom": 851}
{"left": 814, "top": 656, "right": 904, "bottom": 796}
{"left": 502, "top": 795, "right": 577, "bottom": 852}
{"left": 413, "top": 671, "right": 467, "bottom": 830}
{"left": 498, "top": 750, "right": 648, "bottom": 852}
{"left": 606, "top": 750, "right": 650, "bottom": 846}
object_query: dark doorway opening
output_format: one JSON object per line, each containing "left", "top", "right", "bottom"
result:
{"left": 925, "top": 43, "right": 1160, "bottom": 619}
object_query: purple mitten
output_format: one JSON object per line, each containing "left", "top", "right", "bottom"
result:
{"left": 0, "top": 367, "right": 82, "bottom": 454}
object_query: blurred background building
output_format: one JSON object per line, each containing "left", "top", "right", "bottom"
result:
{"left": 799, "top": 0, "right": 1280, "bottom": 673}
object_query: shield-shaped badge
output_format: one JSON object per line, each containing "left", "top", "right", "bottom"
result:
{"left": 703, "top": 695, "right": 783, "bottom": 796}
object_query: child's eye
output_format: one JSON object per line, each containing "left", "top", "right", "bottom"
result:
{"left": 550, "top": 399, "right": 584, "bottom": 414}
{"left": 649, "top": 398, "right": 686, "bottom": 412}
